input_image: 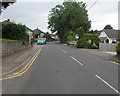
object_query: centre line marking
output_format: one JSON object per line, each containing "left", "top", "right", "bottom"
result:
{"left": 70, "top": 56, "right": 83, "bottom": 66}
{"left": 61, "top": 50, "right": 67, "bottom": 54}
{"left": 95, "top": 75, "right": 120, "bottom": 94}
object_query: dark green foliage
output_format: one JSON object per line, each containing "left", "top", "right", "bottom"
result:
{"left": 116, "top": 42, "right": 120, "bottom": 55}
{"left": 2, "top": 22, "right": 28, "bottom": 41}
{"left": 33, "top": 32, "right": 41, "bottom": 38}
{"left": 48, "top": 1, "right": 91, "bottom": 43}
{"left": 76, "top": 26, "right": 85, "bottom": 39}
{"left": 104, "top": 24, "right": 113, "bottom": 29}
{"left": 43, "top": 32, "right": 51, "bottom": 42}
{"left": 66, "top": 30, "right": 75, "bottom": 41}
{"left": 76, "top": 33, "right": 101, "bottom": 49}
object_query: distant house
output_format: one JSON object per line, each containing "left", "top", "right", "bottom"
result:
{"left": 51, "top": 34, "right": 58, "bottom": 40}
{"left": 2, "top": 19, "right": 34, "bottom": 46}
{"left": 99, "top": 29, "right": 120, "bottom": 43}
{"left": 26, "top": 27, "right": 34, "bottom": 46}
{"left": 33, "top": 28, "right": 45, "bottom": 38}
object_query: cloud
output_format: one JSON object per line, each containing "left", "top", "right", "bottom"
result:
{"left": 1, "top": 0, "right": 118, "bottom": 33}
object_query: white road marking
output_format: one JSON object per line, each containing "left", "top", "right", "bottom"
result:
{"left": 70, "top": 56, "right": 83, "bottom": 66}
{"left": 95, "top": 75, "right": 120, "bottom": 94}
{"left": 61, "top": 50, "right": 67, "bottom": 54}
{"left": 56, "top": 46, "right": 61, "bottom": 49}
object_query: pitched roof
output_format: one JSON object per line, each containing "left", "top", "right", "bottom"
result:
{"left": 33, "top": 28, "right": 45, "bottom": 34}
{"left": 26, "top": 27, "right": 33, "bottom": 32}
{"left": 102, "top": 29, "right": 120, "bottom": 39}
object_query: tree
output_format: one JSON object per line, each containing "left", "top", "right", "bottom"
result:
{"left": 43, "top": 32, "right": 51, "bottom": 42}
{"left": 66, "top": 30, "right": 75, "bottom": 41}
{"left": 76, "top": 26, "right": 85, "bottom": 39}
{"left": 0, "top": 0, "right": 16, "bottom": 14}
{"left": 104, "top": 24, "right": 113, "bottom": 29}
{"left": 48, "top": 1, "right": 91, "bottom": 43}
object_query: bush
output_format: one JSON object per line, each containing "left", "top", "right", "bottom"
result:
{"left": 76, "top": 33, "right": 100, "bottom": 49}
{"left": 2, "top": 22, "right": 28, "bottom": 41}
{"left": 76, "top": 38, "right": 86, "bottom": 48}
{"left": 116, "top": 42, "right": 120, "bottom": 55}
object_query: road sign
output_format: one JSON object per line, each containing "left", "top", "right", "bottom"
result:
{"left": 75, "top": 34, "right": 79, "bottom": 39}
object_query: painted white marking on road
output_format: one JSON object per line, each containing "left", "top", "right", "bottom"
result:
{"left": 70, "top": 56, "right": 83, "bottom": 66}
{"left": 61, "top": 50, "right": 67, "bottom": 54}
{"left": 56, "top": 45, "right": 61, "bottom": 49}
{"left": 95, "top": 75, "right": 120, "bottom": 94}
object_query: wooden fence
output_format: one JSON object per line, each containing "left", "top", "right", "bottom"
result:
{"left": 99, "top": 43, "right": 116, "bottom": 52}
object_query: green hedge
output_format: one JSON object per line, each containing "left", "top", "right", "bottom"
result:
{"left": 2, "top": 22, "right": 28, "bottom": 41}
{"left": 76, "top": 33, "right": 100, "bottom": 49}
{"left": 116, "top": 42, "right": 120, "bottom": 55}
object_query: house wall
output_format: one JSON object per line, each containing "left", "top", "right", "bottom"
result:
{"left": 40, "top": 33, "right": 45, "bottom": 37}
{"left": 26, "top": 30, "right": 33, "bottom": 45}
{"left": 99, "top": 43, "right": 116, "bottom": 52}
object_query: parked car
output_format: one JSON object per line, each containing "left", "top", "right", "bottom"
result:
{"left": 37, "top": 38, "right": 47, "bottom": 45}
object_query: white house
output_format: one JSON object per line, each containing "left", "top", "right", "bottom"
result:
{"left": 99, "top": 29, "right": 120, "bottom": 43}
{"left": 26, "top": 27, "right": 33, "bottom": 46}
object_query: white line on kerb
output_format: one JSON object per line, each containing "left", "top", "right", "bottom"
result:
{"left": 95, "top": 75, "right": 120, "bottom": 94}
{"left": 61, "top": 50, "right": 67, "bottom": 54}
{"left": 70, "top": 56, "right": 83, "bottom": 66}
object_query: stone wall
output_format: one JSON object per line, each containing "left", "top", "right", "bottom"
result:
{"left": 1, "top": 41, "right": 30, "bottom": 57}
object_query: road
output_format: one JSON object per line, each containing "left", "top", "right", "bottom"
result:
{"left": 2, "top": 42, "right": 119, "bottom": 94}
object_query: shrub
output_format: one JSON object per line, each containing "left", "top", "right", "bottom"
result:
{"left": 2, "top": 22, "right": 28, "bottom": 41}
{"left": 76, "top": 33, "right": 100, "bottom": 49}
{"left": 116, "top": 42, "right": 120, "bottom": 55}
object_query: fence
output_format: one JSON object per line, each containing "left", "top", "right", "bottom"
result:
{"left": 99, "top": 43, "right": 116, "bottom": 52}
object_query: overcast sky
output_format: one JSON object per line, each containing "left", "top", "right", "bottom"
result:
{"left": 1, "top": 0, "right": 119, "bottom": 33}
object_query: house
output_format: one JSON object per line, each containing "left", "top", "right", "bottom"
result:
{"left": 33, "top": 28, "right": 45, "bottom": 38}
{"left": 2, "top": 19, "right": 34, "bottom": 46}
{"left": 99, "top": 29, "right": 120, "bottom": 43}
{"left": 26, "top": 27, "right": 34, "bottom": 46}
{"left": 51, "top": 34, "right": 58, "bottom": 40}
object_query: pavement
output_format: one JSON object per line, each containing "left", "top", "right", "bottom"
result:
{"left": 2, "top": 42, "right": 119, "bottom": 94}
{"left": 78, "top": 48, "right": 119, "bottom": 64}
{"left": 1, "top": 44, "right": 41, "bottom": 76}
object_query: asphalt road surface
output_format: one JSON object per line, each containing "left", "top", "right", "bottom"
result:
{"left": 2, "top": 42, "right": 119, "bottom": 94}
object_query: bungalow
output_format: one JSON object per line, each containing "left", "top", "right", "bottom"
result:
{"left": 99, "top": 29, "right": 120, "bottom": 43}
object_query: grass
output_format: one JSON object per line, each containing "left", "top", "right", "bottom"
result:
{"left": 0, "top": 38, "right": 17, "bottom": 42}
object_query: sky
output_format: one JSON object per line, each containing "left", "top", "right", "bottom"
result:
{"left": 1, "top": 0, "right": 119, "bottom": 33}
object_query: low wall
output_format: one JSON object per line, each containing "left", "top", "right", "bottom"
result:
{"left": 99, "top": 43, "right": 116, "bottom": 52}
{"left": 1, "top": 41, "right": 30, "bottom": 57}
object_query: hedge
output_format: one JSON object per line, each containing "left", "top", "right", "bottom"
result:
{"left": 2, "top": 22, "right": 28, "bottom": 41}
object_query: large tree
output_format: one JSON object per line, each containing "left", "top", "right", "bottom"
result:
{"left": 48, "top": 1, "right": 91, "bottom": 43}
{"left": 104, "top": 24, "right": 113, "bottom": 29}
{"left": 0, "top": 0, "right": 16, "bottom": 14}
